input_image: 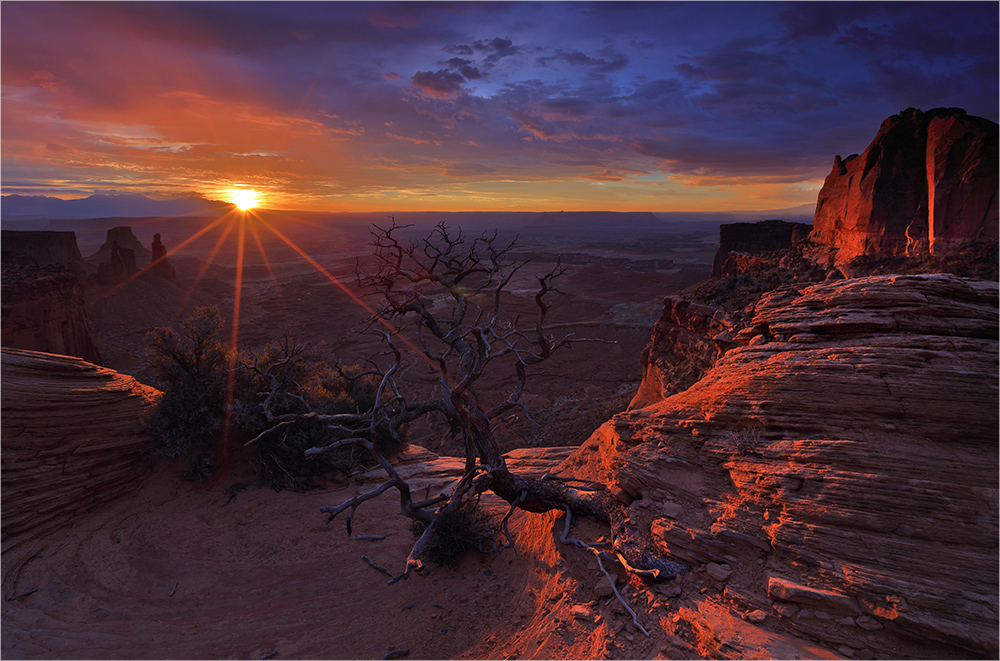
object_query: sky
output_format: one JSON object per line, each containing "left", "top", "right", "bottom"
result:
{"left": 2, "top": 1, "right": 997, "bottom": 213}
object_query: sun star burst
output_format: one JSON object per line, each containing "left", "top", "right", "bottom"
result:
{"left": 231, "top": 189, "right": 259, "bottom": 210}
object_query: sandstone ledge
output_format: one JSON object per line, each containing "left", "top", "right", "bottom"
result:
{"left": 566, "top": 273, "right": 999, "bottom": 658}
{"left": 1, "top": 348, "right": 159, "bottom": 546}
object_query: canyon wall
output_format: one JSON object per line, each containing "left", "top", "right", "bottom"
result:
{"left": 567, "top": 273, "right": 998, "bottom": 658}
{"left": 712, "top": 219, "right": 811, "bottom": 276}
{"left": 1, "top": 266, "right": 102, "bottom": 364}
{"left": 1, "top": 349, "right": 159, "bottom": 545}
{"left": 811, "top": 108, "right": 999, "bottom": 263}
{"left": 628, "top": 297, "right": 736, "bottom": 410}
{"left": 0, "top": 230, "right": 92, "bottom": 277}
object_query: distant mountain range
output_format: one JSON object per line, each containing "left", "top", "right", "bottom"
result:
{"left": 0, "top": 192, "right": 815, "bottom": 226}
{"left": 1, "top": 193, "right": 231, "bottom": 221}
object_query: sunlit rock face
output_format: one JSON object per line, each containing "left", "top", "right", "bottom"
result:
{"left": 568, "top": 274, "right": 999, "bottom": 658}
{"left": 1, "top": 349, "right": 159, "bottom": 543}
{"left": 811, "top": 108, "right": 999, "bottom": 263}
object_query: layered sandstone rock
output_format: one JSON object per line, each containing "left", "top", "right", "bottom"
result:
{"left": 811, "top": 108, "right": 999, "bottom": 263}
{"left": 628, "top": 297, "right": 737, "bottom": 410}
{"left": 712, "top": 220, "right": 811, "bottom": 276}
{"left": 1, "top": 349, "right": 159, "bottom": 545}
{"left": 568, "top": 274, "right": 998, "bottom": 658}
{"left": 1, "top": 265, "right": 102, "bottom": 364}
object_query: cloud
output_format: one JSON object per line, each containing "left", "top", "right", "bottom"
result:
{"left": 411, "top": 69, "right": 468, "bottom": 99}
{"left": 836, "top": 19, "right": 959, "bottom": 60}
{"left": 444, "top": 163, "right": 496, "bottom": 177}
{"left": 2, "top": 1, "right": 996, "bottom": 212}
{"left": 444, "top": 36, "right": 521, "bottom": 66}
{"left": 474, "top": 37, "right": 520, "bottom": 65}
{"left": 779, "top": 2, "right": 876, "bottom": 39}
{"left": 673, "top": 39, "right": 834, "bottom": 117}
{"left": 538, "top": 48, "right": 629, "bottom": 73}
{"left": 443, "top": 58, "right": 485, "bottom": 80}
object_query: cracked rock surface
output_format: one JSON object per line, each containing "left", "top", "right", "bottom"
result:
{"left": 561, "top": 273, "right": 999, "bottom": 659}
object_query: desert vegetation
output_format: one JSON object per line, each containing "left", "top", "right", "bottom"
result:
{"left": 144, "top": 221, "right": 686, "bottom": 587}
{"left": 145, "top": 308, "right": 401, "bottom": 490}
{"left": 144, "top": 307, "right": 229, "bottom": 465}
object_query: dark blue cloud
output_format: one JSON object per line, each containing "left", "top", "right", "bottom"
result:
{"left": 2, "top": 0, "right": 997, "bottom": 204}
{"left": 443, "top": 58, "right": 485, "bottom": 80}
{"left": 538, "top": 48, "right": 629, "bottom": 73}
{"left": 411, "top": 69, "right": 467, "bottom": 98}
{"left": 779, "top": 1, "right": 878, "bottom": 39}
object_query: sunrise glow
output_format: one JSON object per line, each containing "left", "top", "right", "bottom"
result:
{"left": 231, "top": 190, "right": 259, "bottom": 211}
{"left": 2, "top": 2, "right": 994, "bottom": 213}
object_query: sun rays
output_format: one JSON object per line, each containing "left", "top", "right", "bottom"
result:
{"left": 90, "top": 204, "right": 484, "bottom": 465}
{"left": 135, "top": 206, "right": 393, "bottom": 460}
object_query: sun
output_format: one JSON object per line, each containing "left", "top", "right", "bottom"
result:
{"left": 231, "top": 189, "right": 259, "bottom": 210}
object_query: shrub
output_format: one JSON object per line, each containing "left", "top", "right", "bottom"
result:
{"left": 409, "top": 502, "right": 498, "bottom": 567}
{"left": 728, "top": 427, "right": 762, "bottom": 455}
{"left": 144, "top": 307, "right": 229, "bottom": 464}
{"left": 145, "top": 313, "right": 409, "bottom": 488}
{"left": 234, "top": 338, "right": 408, "bottom": 491}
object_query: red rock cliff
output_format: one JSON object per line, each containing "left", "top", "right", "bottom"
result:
{"left": 568, "top": 273, "right": 998, "bottom": 658}
{"left": 712, "top": 219, "right": 811, "bottom": 276}
{"left": 0, "top": 230, "right": 92, "bottom": 277}
{"left": 1, "top": 349, "right": 159, "bottom": 545}
{"left": 629, "top": 297, "right": 737, "bottom": 409}
{"left": 1, "top": 265, "right": 102, "bottom": 364}
{"left": 811, "top": 108, "right": 999, "bottom": 263}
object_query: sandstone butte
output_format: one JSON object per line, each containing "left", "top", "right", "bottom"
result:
{"left": 810, "top": 107, "right": 999, "bottom": 263}
{"left": 2, "top": 227, "right": 179, "bottom": 365}
{"left": 2, "top": 272, "right": 997, "bottom": 659}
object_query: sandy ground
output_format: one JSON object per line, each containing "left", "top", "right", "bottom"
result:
{"left": 3, "top": 447, "right": 843, "bottom": 660}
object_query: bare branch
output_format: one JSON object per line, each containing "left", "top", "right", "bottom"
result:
{"left": 363, "top": 555, "right": 393, "bottom": 577}
{"left": 246, "top": 221, "right": 655, "bottom": 586}
{"left": 389, "top": 518, "right": 436, "bottom": 584}
{"left": 560, "top": 506, "right": 650, "bottom": 638}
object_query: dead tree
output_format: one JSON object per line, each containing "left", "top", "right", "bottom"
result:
{"left": 248, "top": 220, "right": 686, "bottom": 584}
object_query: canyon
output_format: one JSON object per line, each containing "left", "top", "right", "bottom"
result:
{"left": 1, "top": 108, "right": 997, "bottom": 659}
